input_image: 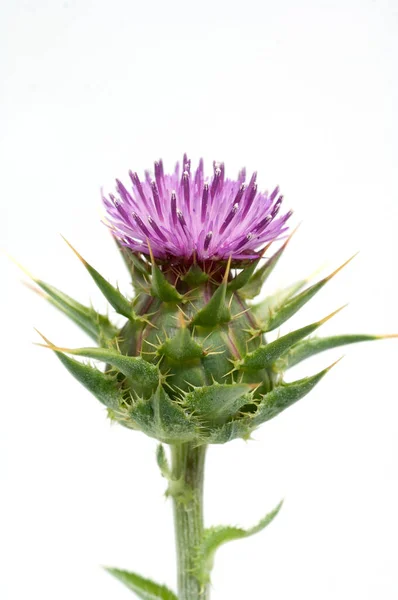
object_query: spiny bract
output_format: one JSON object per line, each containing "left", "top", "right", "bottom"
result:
{"left": 34, "top": 156, "right": 381, "bottom": 446}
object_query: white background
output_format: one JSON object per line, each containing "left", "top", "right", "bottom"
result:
{"left": 1, "top": 1, "right": 397, "bottom": 599}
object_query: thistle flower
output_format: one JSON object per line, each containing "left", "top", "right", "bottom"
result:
{"left": 103, "top": 154, "right": 292, "bottom": 261}
{"left": 27, "top": 155, "right": 392, "bottom": 600}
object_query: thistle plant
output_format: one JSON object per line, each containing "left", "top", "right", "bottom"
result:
{"left": 27, "top": 155, "right": 391, "bottom": 600}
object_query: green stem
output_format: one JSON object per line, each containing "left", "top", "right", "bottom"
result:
{"left": 171, "top": 443, "right": 209, "bottom": 600}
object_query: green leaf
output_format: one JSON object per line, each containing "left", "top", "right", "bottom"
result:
{"left": 131, "top": 385, "right": 198, "bottom": 443}
{"left": 160, "top": 327, "right": 204, "bottom": 362}
{"left": 50, "top": 348, "right": 122, "bottom": 409}
{"left": 251, "top": 364, "right": 334, "bottom": 426}
{"left": 105, "top": 568, "right": 178, "bottom": 600}
{"left": 49, "top": 345, "right": 159, "bottom": 396}
{"left": 32, "top": 280, "right": 118, "bottom": 342}
{"left": 63, "top": 237, "right": 133, "bottom": 319}
{"left": 238, "top": 308, "right": 343, "bottom": 371}
{"left": 281, "top": 334, "right": 381, "bottom": 368}
{"left": 148, "top": 245, "right": 183, "bottom": 302}
{"left": 151, "top": 263, "right": 183, "bottom": 302}
{"left": 180, "top": 264, "right": 209, "bottom": 285}
{"left": 204, "top": 418, "right": 253, "bottom": 443}
{"left": 227, "top": 257, "right": 261, "bottom": 292}
{"left": 194, "top": 501, "right": 283, "bottom": 584}
{"left": 239, "top": 233, "right": 294, "bottom": 299}
{"left": 183, "top": 383, "right": 253, "bottom": 424}
{"left": 251, "top": 278, "right": 308, "bottom": 324}
{"left": 190, "top": 261, "right": 232, "bottom": 327}
{"left": 255, "top": 255, "right": 356, "bottom": 332}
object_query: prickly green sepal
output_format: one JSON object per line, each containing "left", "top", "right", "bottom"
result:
{"left": 190, "top": 281, "right": 230, "bottom": 328}
{"left": 63, "top": 238, "right": 133, "bottom": 319}
{"left": 50, "top": 348, "right": 122, "bottom": 409}
{"left": 183, "top": 383, "right": 253, "bottom": 424}
{"left": 117, "top": 240, "right": 151, "bottom": 276}
{"left": 193, "top": 501, "right": 283, "bottom": 585}
{"left": 227, "top": 257, "right": 261, "bottom": 292}
{"left": 204, "top": 417, "right": 253, "bottom": 443}
{"left": 180, "top": 264, "right": 209, "bottom": 285}
{"left": 239, "top": 234, "right": 293, "bottom": 299}
{"left": 238, "top": 309, "right": 342, "bottom": 371}
{"left": 160, "top": 327, "right": 204, "bottom": 362}
{"left": 251, "top": 278, "right": 308, "bottom": 325}
{"left": 32, "top": 280, "right": 118, "bottom": 342}
{"left": 257, "top": 256, "right": 356, "bottom": 332}
{"left": 105, "top": 568, "right": 178, "bottom": 600}
{"left": 150, "top": 262, "right": 183, "bottom": 303}
{"left": 281, "top": 334, "right": 381, "bottom": 369}
{"left": 47, "top": 345, "right": 159, "bottom": 395}
{"left": 251, "top": 364, "right": 334, "bottom": 426}
{"left": 131, "top": 385, "right": 199, "bottom": 443}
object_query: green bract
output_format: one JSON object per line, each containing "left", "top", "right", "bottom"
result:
{"left": 34, "top": 236, "right": 380, "bottom": 446}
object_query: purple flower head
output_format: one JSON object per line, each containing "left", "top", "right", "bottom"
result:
{"left": 103, "top": 155, "right": 292, "bottom": 263}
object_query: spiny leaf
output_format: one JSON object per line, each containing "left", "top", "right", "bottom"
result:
{"left": 227, "top": 255, "right": 262, "bottom": 292}
{"left": 8, "top": 253, "right": 117, "bottom": 340}
{"left": 105, "top": 568, "right": 178, "bottom": 600}
{"left": 147, "top": 243, "right": 183, "bottom": 302}
{"left": 160, "top": 327, "right": 204, "bottom": 362}
{"left": 131, "top": 385, "right": 198, "bottom": 443}
{"left": 281, "top": 334, "right": 383, "bottom": 368}
{"left": 183, "top": 383, "right": 253, "bottom": 424}
{"left": 194, "top": 501, "right": 283, "bottom": 585}
{"left": 238, "top": 307, "right": 344, "bottom": 371}
{"left": 28, "top": 280, "right": 118, "bottom": 342}
{"left": 39, "top": 336, "right": 122, "bottom": 409}
{"left": 204, "top": 418, "right": 253, "bottom": 444}
{"left": 257, "top": 255, "right": 357, "bottom": 332}
{"left": 251, "top": 362, "right": 338, "bottom": 426}
{"left": 181, "top": 264, "right": 209, "bottom": 285}
{"left": 116, "top": 239, "right": 151, "bottom": 276}
{"left": 239, "top": 230, "right": 297, "bottom": 299}
{"left": 62, "top": 237, "right": 133, "bottom": 319}
{"left": 251, "top": 278, "right": 309, "bottom": 324}
{"left": 190, "top": 258, "right": 231, "bottom": 327}
{"left": 39, "top": 343, "right": 159, "bottom": 394}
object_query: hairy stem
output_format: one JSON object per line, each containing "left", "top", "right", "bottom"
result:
{"left": 171, "top": 443, "right": 209, "bottom": 600}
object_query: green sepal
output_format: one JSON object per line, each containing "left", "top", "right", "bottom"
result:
{"left": 130, "top": 385, "right": 198, "bottom": 443}
{"left": 254, "top": 256, "right": 356, "bottom": 332}
{"left": 204, "top": 417, "right": 253, "bottom": 443}
{"left": 238, "top": 310, "right": 341, "bottom": 371}
{"left": 52, "top": 346, "right": 159, "bottom": 396}
{"left": 227, "top": 257, "right": 261, "bottom": 292}
{"left": 33, "top": 280, "right": 118, "bottom": 342}
{"left": 160, "top": 328, "right": 204, "bottom": 362}
{"left": 251, "top": 364, "right": 333, "bottom": 426}
{"left": 281, "top": 334, "right": 380, "bottom": 369}
{"left": 150, "top": 263, "right": 183, "bottom": 303}
{"left": 50, "top": 348, "right": 122, "bottom": 409}
{"left": 63, "top": 238, "right": 134, "bottom": 319}
{"left": 183, "top": 383, "right": 253, "bottom": 424}
{"left": 105, "top": 568, "right": 178, "bottom": 600}
{"left": 193, "top": 501, "right": 283, "bottom": 585}
{"left": 239, "top": 235, "right": 292, "bottom": 299}
{"left": 251, "top": 278, "right": 308, "bottom": 325}
{"left": 190, "top": 281, "right": 230, "bottom": 327}
{"left": 156, "top": 444, "right": 171, "bottom": 479}
{"left": 180, "top": 264, "right": 209, "bottom": 286}
{"left": 117, "top": 240, "right": 151, "bottom": 276}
